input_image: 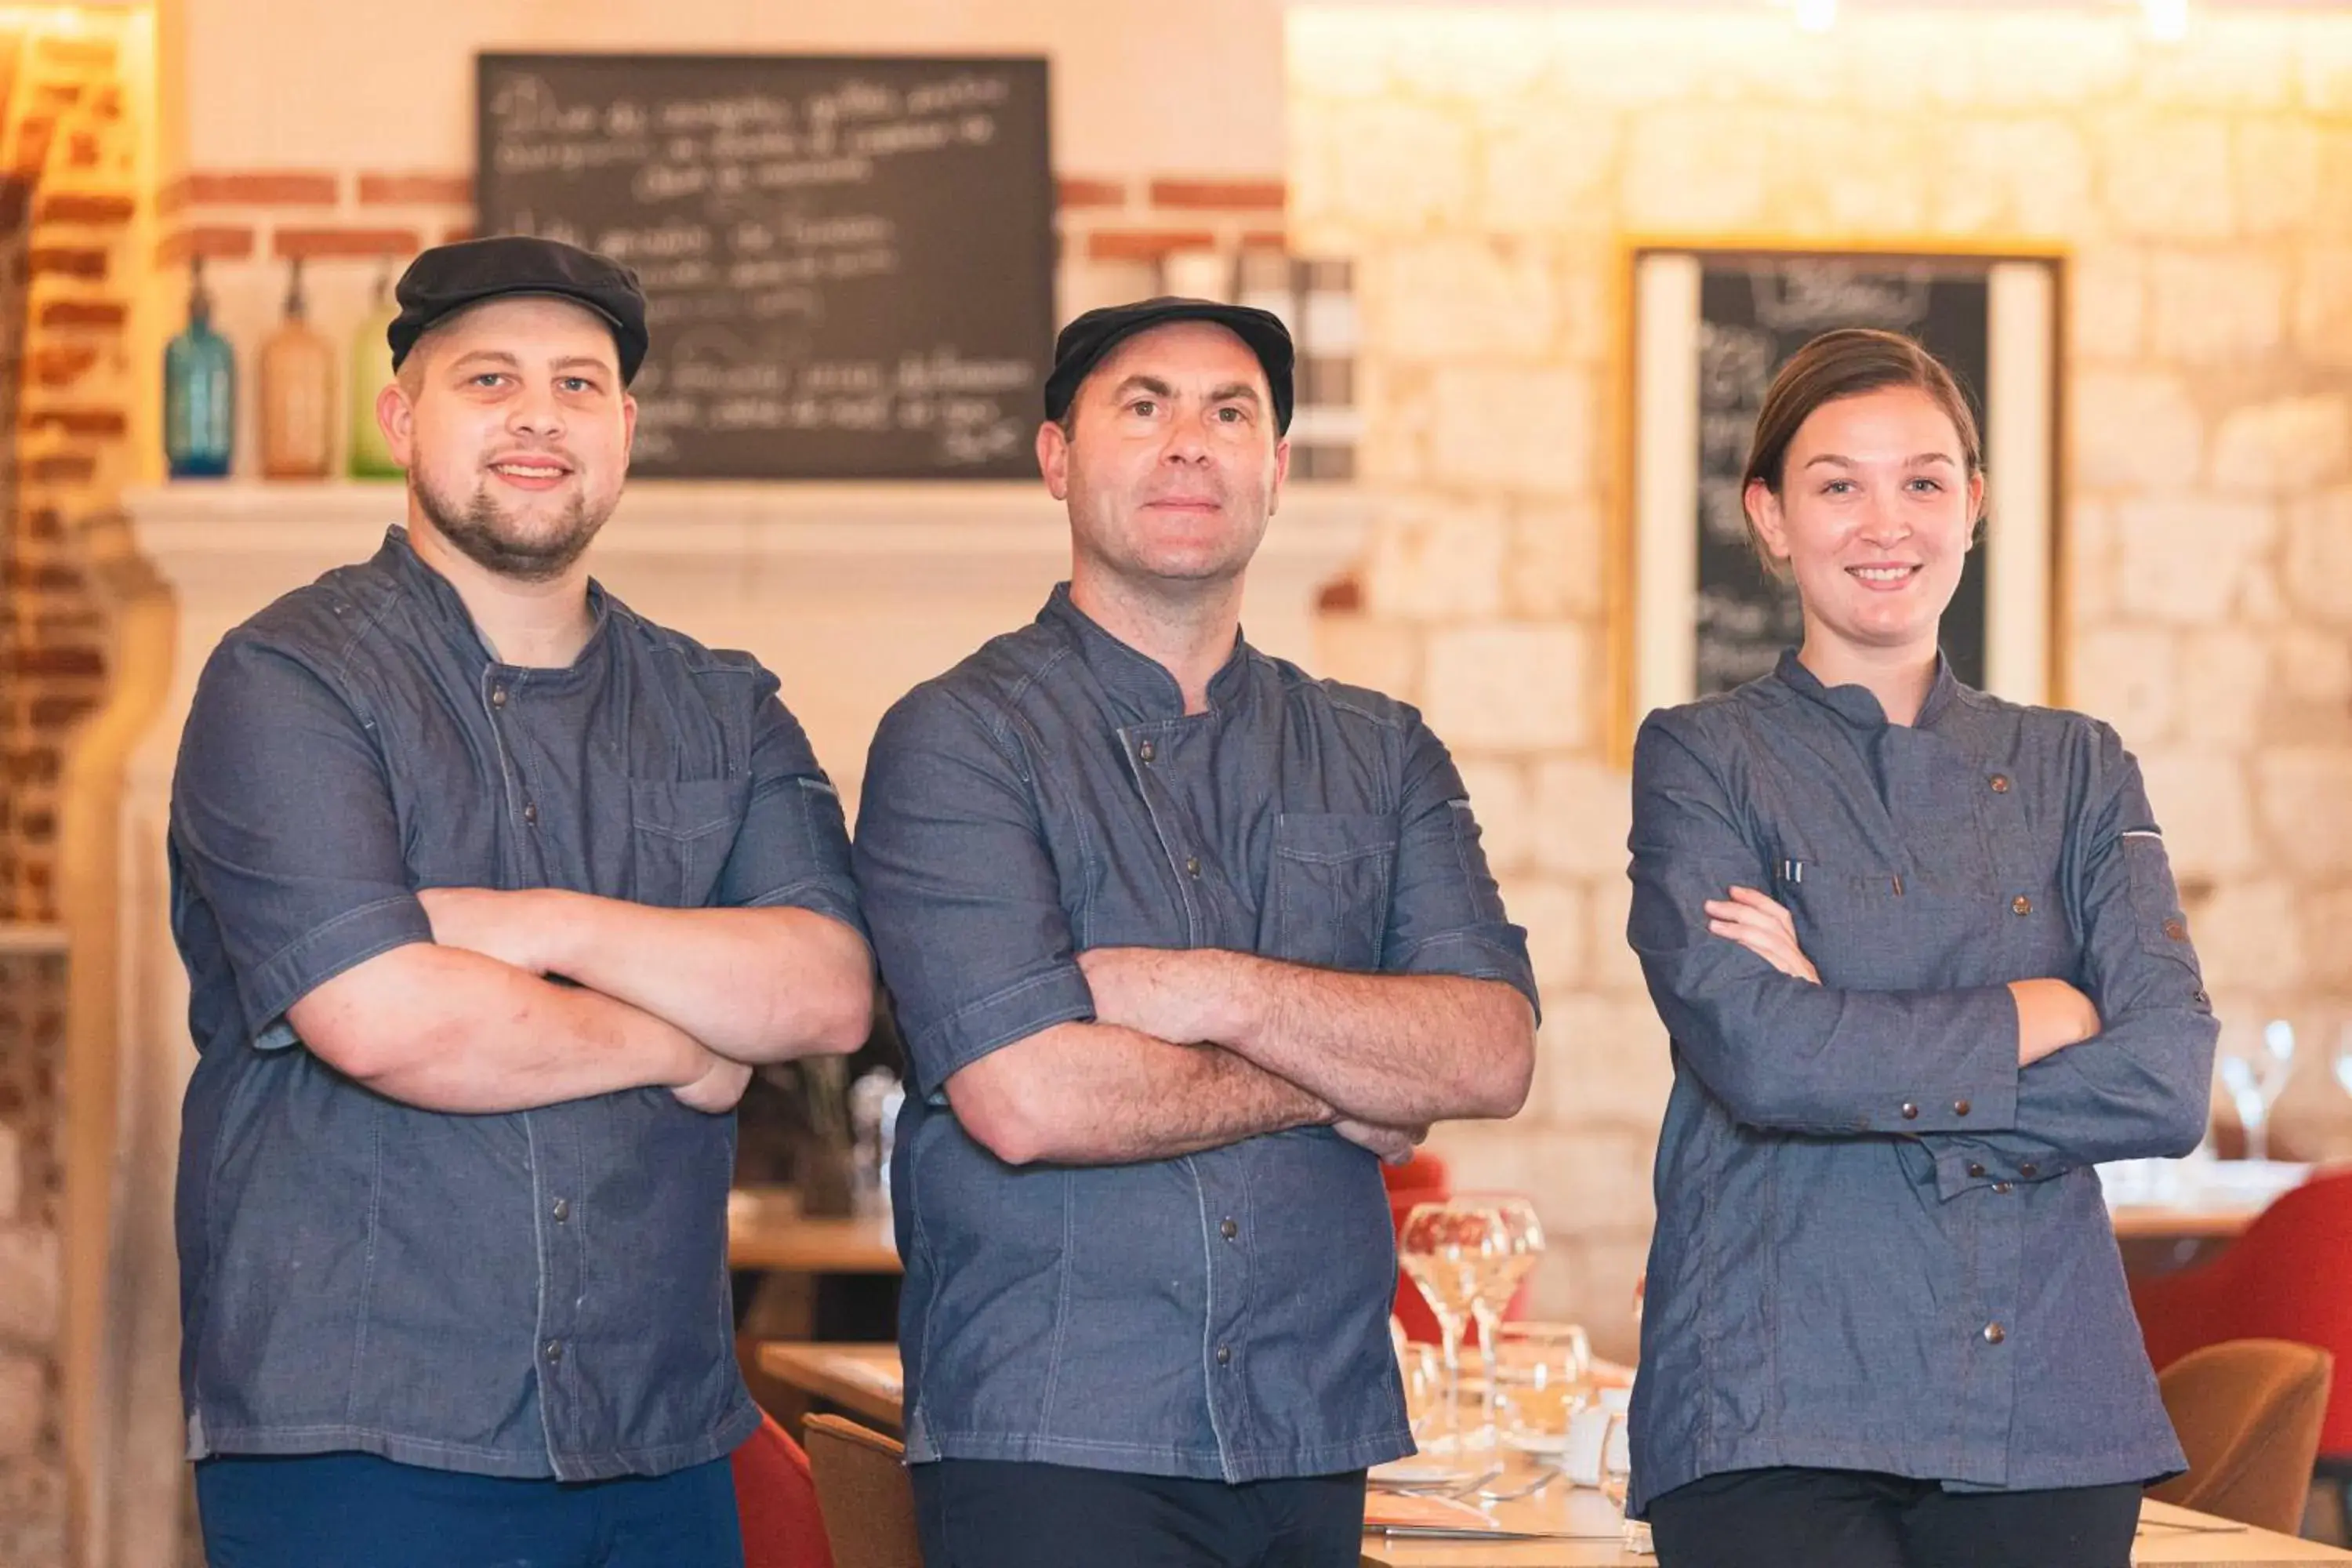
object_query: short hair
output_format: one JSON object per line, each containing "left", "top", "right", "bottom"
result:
{"left": 1740, "top": 328, "right": 1985, "bottom": 574}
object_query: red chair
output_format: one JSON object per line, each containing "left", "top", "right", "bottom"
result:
{"left": 1383, "top": 1149, "right": 1450, "bottom": 1199}
{"left": 2132, "top": 1169, "right": 2352, "bottom": 1503}
{"left": 732, "top": 1410, "right": 837, "bottom": 1568}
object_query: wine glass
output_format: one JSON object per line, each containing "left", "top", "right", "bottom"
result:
{"left": 2217, "top": 1020, "right": 2295, "bottom": 1163}
{"left": 1397, "top": 1200, "right": 1509, "bottom": 1454}
{"left": 1493, "top": 1321, "right": 1591, "bottom": 1441}
{"left": 2254, "top": 1019, "right": 2298, "bottom": 1163}
{"left": 2334, "top": 1022, "right": 2352, "bottom": 1105}
{"left": 1457, "top": 1192, "right": 1545, "bottom": 1450}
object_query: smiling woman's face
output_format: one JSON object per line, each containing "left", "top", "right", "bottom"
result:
{"left": 1743, "top": 384, "right": 1984, "bottom": 664}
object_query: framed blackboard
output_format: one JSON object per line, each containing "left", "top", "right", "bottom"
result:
{"left": 476, "top": 53, "right": 1054, "bottom": 480}
{"left": 1624, "top": 246, "right": 2060, "bottom": 746}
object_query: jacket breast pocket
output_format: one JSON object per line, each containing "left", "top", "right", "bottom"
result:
{"left": 1259, "top": 812, "right": 1398, "bottom": 971}
{"left": 629, "top": 776, "right": 749, "bottom": 908}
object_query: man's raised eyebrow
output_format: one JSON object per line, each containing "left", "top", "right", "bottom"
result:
{"left": 550, "top": 355, "right": 616, "bottom": 376}
{"left": 1108, "top": 374, "right": 1177, "bottom": 400}
{"left": 448, "top": 349, "right": 523, "bottom": 371}
{"left": 1209, "top": 383, "right": 1263, "bottom": 405}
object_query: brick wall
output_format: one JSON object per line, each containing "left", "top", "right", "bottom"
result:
{"left": 0, "top": 14, "right": 146, "bottom": 1565}
{"left": 162, "top": 164, "right": 1301, "bottom": 474}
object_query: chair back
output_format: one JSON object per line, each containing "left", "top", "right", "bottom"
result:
{"left": 803, "top": 1413, "right": 923, "bottom": 1568}
{"left": 2133, "top": 1168, "right": 2352, "bottom": 1457}
{"left": 2150, "top": 1338, "right": 2333, "bottom": 1534}
{"left": 1381, "top": 1149, "right": 1450, "bottom": 1197}
{"left": 730, "top": 1411, "right": 836, "bottom": 1568}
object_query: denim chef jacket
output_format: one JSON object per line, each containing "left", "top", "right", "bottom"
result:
{"left": 169, "top": 528, "right": 866, "bottom": 1481}
{"left": 852, "top": 585, "right": 1540, "bottom": 1483}
{"left": 1624, "top": 651, "right": 2216, "bottom": 1515}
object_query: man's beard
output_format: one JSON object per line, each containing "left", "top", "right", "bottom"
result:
{"left": 413, "top": 470, "right": 609, "bottom": 583}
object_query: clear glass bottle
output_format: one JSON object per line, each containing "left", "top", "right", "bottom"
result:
{"left": 347, "top": 262, "right": 403, "bottom": 479}
{"left": 163, "top": 256, "right": 234, "bottom": 478}
{"left": 258, "top": 256, "right": 334, "bottom": 479}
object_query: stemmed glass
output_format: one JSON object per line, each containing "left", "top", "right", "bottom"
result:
{"left": 2332, "top": 1022, "right": 2352, "bottom": 1106}
{"left": 2218, "top": 1019, "right": 2297, "bottom": 1163}
{"left": 1398, "top": 1200, "right": 1496, "bottom": 1454}
{"left": 1461, "top": 1193, "right": 1545, "bottom": 1450}
{"left": 1398, "top": 1194, "right": 1544, "bottom": 1452}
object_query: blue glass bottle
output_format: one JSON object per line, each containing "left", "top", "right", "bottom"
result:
{"left": 164, "top": 256, "right": 234, "bottom": 477}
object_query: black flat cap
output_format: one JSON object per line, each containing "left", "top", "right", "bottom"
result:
{"left": 1045, "top": 298, "right": 1294, "bottom": 434}
{"left": 389, "top": 236, "right": 649, "bottom": 384}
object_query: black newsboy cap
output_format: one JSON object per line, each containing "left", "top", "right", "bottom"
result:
{"left": 389, "top": 236, "right": 650, "bottom": 384}
{"left": 1044, "top": 298, "right": 1294, "bottom": 434}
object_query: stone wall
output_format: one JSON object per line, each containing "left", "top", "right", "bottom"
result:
{"left": 1289, "top": 5, "right": 2352, "bottom": 1361}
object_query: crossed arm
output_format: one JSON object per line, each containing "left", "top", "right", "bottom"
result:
{"left": 857, "top": 684, "right": 1537, "bottom": 1172}
{"left": 1632, "top": 713, "right": 2213, "bottom": 1169}
{"left": 287, "top": 891, "right": 873, "bottom": 1116}
{"left": 180, "top": 637, "right": 870, "bottom": 1120}
{"left": 946, "top": 954, "right": 1536, "bottom": 1168}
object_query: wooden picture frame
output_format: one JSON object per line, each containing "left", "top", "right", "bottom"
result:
{"left": 1613, "top": 243, "right": 2063, "bottom": 760}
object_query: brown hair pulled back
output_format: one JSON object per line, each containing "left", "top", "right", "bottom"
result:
{"left": 1740, "top": 328, "right": 1984, "bottom": 575}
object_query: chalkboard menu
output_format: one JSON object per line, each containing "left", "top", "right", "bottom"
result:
{"left": 1693, "top": 254, "right": 1992, "bottom": 695}
{"left": 476, "top": 53, "right": 1054, "bottom": 480}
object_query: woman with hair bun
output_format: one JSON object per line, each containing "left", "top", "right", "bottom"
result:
{"left": 1624, "top": 328, "right": 2216, "bottom": 1567}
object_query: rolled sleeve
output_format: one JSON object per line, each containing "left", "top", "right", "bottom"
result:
{"left": 718, "top": 688, "right": 867, "bottom": 938}
{"left": 1629, "top": 712, "right": 2021, "bottom": 1137}
{"left": 169, "top": 634, "right": 433, "bottom": 1047}
{"left": 853, "top": 686, "right": 1095, "bottom": 1099}
{"left": 1384, "top": 717, "right": 1539, "bottom": 1015}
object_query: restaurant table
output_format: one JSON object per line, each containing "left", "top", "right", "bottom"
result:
{"left": 2102, "top": 1158, "right": 2314, "bottom": 1276}
{"left": 756, "top": 1341, "right": 906, "bottom": 1430}
{"left": 751, "top": 1343, "right": 2352, "bottom": 1566}
{"left": 2101, "top": 1158, "right": 2311, "bottom": 1240}
{"left": 1361, "top": 1491, "right": 2352, "bottom": 1566}
{"left": 726, "top": 1185, "right": 902, "bottom": 1274}
{"left": 751, "top": 1344, "right": 1636, "bottom": 1433}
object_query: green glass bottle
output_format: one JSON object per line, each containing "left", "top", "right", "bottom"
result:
{"left": 347, "top": 263, "right": 402, "bottom": 479}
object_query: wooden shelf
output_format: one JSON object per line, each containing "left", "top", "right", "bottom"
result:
{"left": 0, "top": 924, "right": 67, "bottom": 958}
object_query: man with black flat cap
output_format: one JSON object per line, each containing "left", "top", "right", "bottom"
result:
{"left": 854, "top": 299, "right": 1540, "bottom": 1566}
{"left": 169, "top": 234, "right": 873, "bottom": 1566}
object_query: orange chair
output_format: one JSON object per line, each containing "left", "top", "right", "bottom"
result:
{"left": 2132, "top": 1169, "right": 2352, "bottom": 1511}
{"left": 731, "top": 1411, "right": 837, "bottom": 1568}
{"left": 2149, "top": 1339, "right": 2332, "bottom": 1535}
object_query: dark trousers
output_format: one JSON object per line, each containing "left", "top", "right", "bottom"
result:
{"left": 911, "top": 1458, "right": 1367, "bottom": 1568}
{"left": 1646, "top": 1466, "right": 2143, "bottom": 1568}
{"left": 194, "top": 1450, "right": 745, "bottom": 1568}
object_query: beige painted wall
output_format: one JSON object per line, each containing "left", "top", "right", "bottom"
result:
{"left": 169, "top": 0, "right": 1285, "bottom": 175}
{"left": 1290, "top": 4, "right": 2352, "bottom": 1359}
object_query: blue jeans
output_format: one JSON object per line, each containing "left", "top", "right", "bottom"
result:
{"left": 194, "top": 1451, "right": 745, "bottom": 1568}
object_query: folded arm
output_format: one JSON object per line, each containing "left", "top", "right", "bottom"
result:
{"left": 855, "top": 687, "right": 1384, "bottom": 1167}
{"left": 945, "top": 1019, "right": 1335, "bottom": 1167}
{"left": 1073, "top": 708, "right": 1540, "bottom": 1131}
{"left": 1629, "top": 714, "right": 2027, "bottom": 1137}
{"left": 285, "top": 940, "right": 746, "bottom": 1113}
{"left": 1078, "top": 946, "right": 1534, "bottom": 1127}
{"left": 419, "top": 887, "right": 871, "bottom": 1065}
{"left": 1919, "top": 728, "right": 2218, "bottom": 1195}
